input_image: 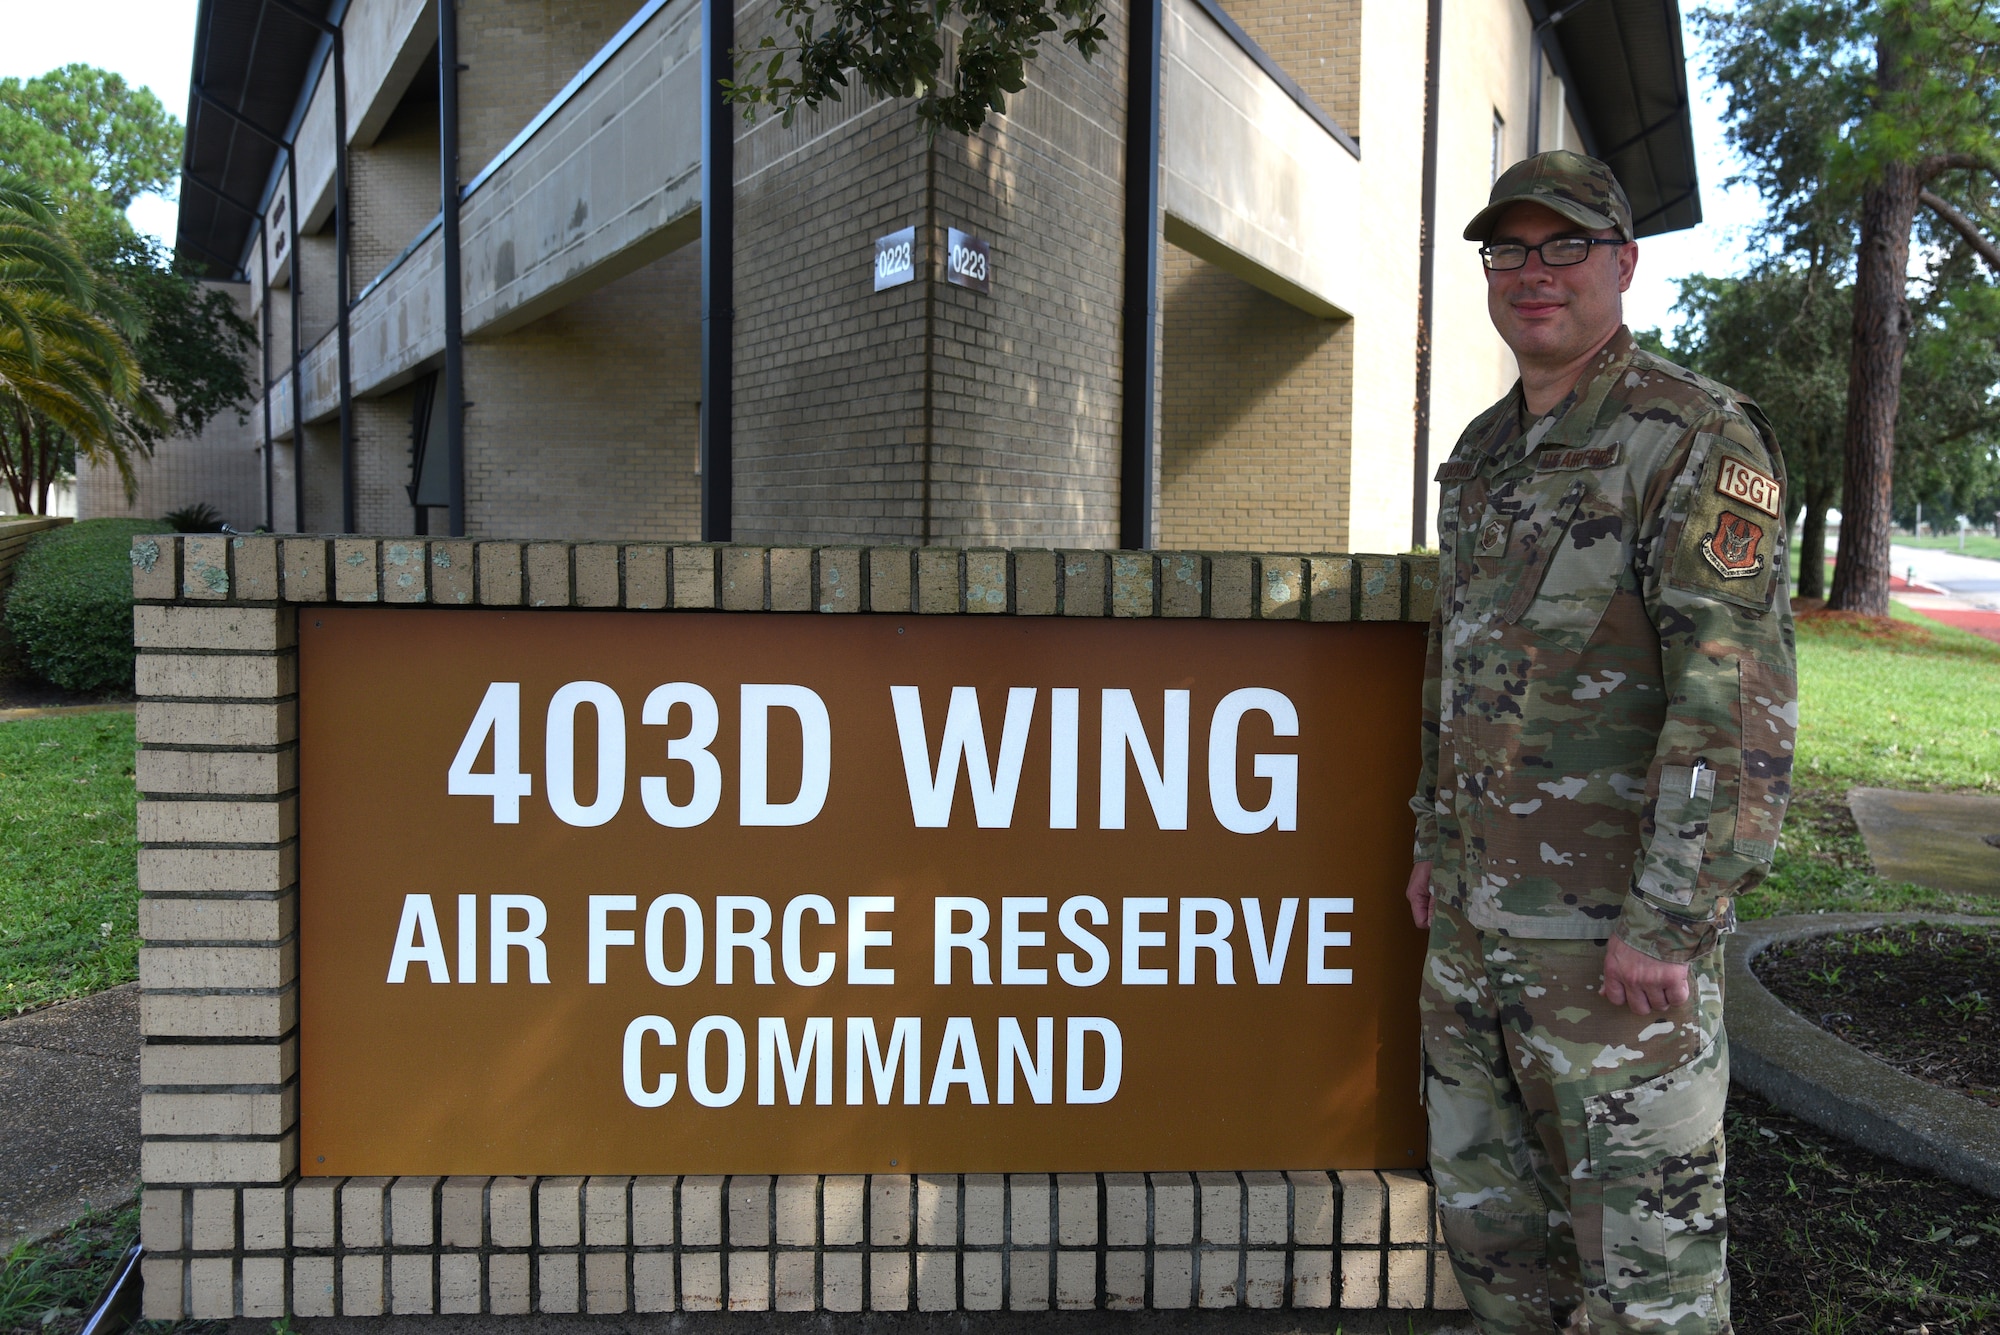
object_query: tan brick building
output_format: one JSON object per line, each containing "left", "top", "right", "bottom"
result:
{"left": 122, "top": 0, "right": 1699, "bottom": 555}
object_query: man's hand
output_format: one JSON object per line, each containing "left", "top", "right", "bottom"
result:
{"left": 1406, "top": 860, "right": 1434, "bottom": 929}
{"left": 1600, "top": 935, "right": 1690, "bottom": 1016}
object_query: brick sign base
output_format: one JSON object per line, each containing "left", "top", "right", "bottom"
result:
{"left": 128, "top": 535, "right": 1458, "bottom": 1320}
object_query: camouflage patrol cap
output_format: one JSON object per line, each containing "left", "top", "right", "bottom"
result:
{"left": 1463, "top": 149, "right": 1634, "bottom": 243}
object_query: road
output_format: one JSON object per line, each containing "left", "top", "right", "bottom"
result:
{"left": 1889, "top": 543, "right": 2000, "bottom": 613}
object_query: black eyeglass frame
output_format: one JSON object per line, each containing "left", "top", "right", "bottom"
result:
{"left": 1479, "top": 237, "right": 1627, "bottom": 271}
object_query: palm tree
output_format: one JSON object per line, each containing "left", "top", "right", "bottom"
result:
{"left": 0, "top": 176, "right": 163, "bottom": 513}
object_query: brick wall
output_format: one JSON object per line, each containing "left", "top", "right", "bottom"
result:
{"left": 292, "top": 234, "right": 340, "bottom": 352}
{"left": 297, "top": 422, "right": 344, "bottom": 534}
{"left": 459, "top": 0, "right": 646, "bottom": 170}
{"left": 1227, "top": 0, "right": 1361, "bottom": 132}
{"left": 128, "top": 531, "right": 1447, "bottom": 1320}
{"left": 730, "top": 76, "right": 931, "bottom": 545}
{"left": 351, "top": 390, "right": 419, "bottom": 535}
{"left": 1157, "top": 245, "right": 1353, "bottom": 552}
{"left": 232, "top": 0, "right": 1393, "bottom": 555}
{"left": 350, "top": 75, "right": 443, "bottom": 292}
{"left": 464, "top": 248, "right": 702, "bottom": 542}
{"left": 920, "top": 15, "right": 1128, "bottom": 547}
{"left": 730, "top": 0, "right": 1128, "bottom": 548}
{"left": 141, "top": 1169, "right": 1462, "bottom": 1318}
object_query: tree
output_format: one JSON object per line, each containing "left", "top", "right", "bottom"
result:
{"left": 1649, "top": 266, "right": 1850, "bottom": 597}
{"left": 721, "top": 0, "right": 1108, "bottom": 134}
{"left": 0, "top": 178, "right": 164, "bottom": 514}
{"left": 1894, "top": 255, "right": 2000, "bottom": 523}
{"left": 92, "top": 230, "right": 256, "bottom": 455}
{"left": 0, "top": 68, "right": 252, "bottom": 515}
{"left": 0, "top": 66, "right": 180, "bottom": 223}
{"left": 1654, "top": 257, "right": 2000, "bottom": 600}
{"left": 1700, "top": 0, "right": 2000, "bottom": 617}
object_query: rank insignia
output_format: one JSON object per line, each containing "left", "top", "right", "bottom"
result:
{"left": 1700, "top": 510, "right": 1766, "bottom": 579}
{"left": 1715, "top": 456, "right": 1781, "bottom": 517}
{"left": 1478, "top": 517, "right": 1512, "bottom": 556}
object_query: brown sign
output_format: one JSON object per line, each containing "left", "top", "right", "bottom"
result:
{"left": 298, "top": 610, "right": 1426, "bottom": 1176}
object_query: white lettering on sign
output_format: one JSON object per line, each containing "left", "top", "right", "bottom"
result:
{"left": 946, "top": 227, "right": 990, "bottom": 293}
{"left": 390, "top": 894, "right": 1353, "bottom": 991}
{"left": 446, "top": 682, "right": 533, "bottom": 823}
{"left": 1716, "top": 456, "right": 1781, "bottom": 517}
{"left": 446, "top": 683, "right": 1301, "bottom": 832}
{"left": 873, "top": 226, "right": 915, "bottom": 291}
{"left": 392, "top": 887, "right": 1352, "bottom": 1113}
{"left": 948, "top": 241, "right": 988, "bottom": 284}
{"left": 618, "top": 1012, "right": 1122, "bottom": 1109}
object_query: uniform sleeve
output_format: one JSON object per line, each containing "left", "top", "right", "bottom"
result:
{"left": 1409, "top": 598, "right": 1444, "bottom": 863}
{"left": 1623, "top": 412, "right": 1798, "bottom": 962}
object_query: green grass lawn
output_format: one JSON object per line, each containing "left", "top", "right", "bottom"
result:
{"left": 1753, "top": 602, "right": 2000, "bottom": 920}
{"left": 0, "top": 712, "right": 138, "bottom": 1015}
{"left": 1887, "top": 531, "right": 2000, "bottom": 561}
{"left": 0, "top": 1202, "right": 137, "bottom": 1335}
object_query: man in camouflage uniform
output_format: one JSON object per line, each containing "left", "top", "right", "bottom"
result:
{"left": 1406, "top": 151, "right": 1797, "bottom": 1334}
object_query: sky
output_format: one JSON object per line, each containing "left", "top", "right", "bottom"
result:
{"left": 1620, "top": 27, "right": 1771, "bottom": 336}
{"left": 2, "top": 0, "right": 1763, "bottom": 335}
{"left": 0, "top": 0, "right": 200, "bottom": 250}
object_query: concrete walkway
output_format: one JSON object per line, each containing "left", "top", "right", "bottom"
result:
{"left": 1849, "top": 787, "right": 2000, "bottom": 896}
{"left": 0, "top": 983, "right": 140, "bottom": 1248}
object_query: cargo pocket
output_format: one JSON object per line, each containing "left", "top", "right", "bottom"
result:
{"left": 1584, "top": 1037, "right": 1729, "bottom": 1306}
{"left": 1736, "top": 660, "right": 1798, "bottom": 861}
{"left": 1635, "top": 765, "right": 1715, "bottom": 907}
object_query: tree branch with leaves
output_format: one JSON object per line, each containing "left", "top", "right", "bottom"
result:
{"left": 721, "top": 0, "right": 1109, "bottom": 134}
{"left": 0, "top": 65, "right": 253, "bottom": 516}
{"left": 1700, "top": 0, "right": 2000, "bottom": 616}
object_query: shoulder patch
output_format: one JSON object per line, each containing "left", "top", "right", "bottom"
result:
{"left": 1537, "top": 443, "right": 1621, "bottom": 472}
{"left": 1699, "top": 511, "right": 1768, "bottom": 579}
{"left": 1667, "top": 436, "right": 1783, "bottom": 611}
{"left": 1715, "top": 456, "right": 1781, "bottom": 518}
{"left": 1436, "top": 459, "right": 1479, "bottom": 483}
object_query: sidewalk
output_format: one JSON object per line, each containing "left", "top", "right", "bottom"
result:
{"left": 1815, "top": 541, "right": 2000, "bottom": 643}
{"left": 1849, "top": 789, "right": 2000, "bottom": 896}
{"left": 0, "top": 984, "right": 140, "bottom": 1248}
{"left": 1894, "top": 594, "right": 2000, "bottom": 645}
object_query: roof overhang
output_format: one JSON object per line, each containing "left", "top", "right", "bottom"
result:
{"left": 176, "top": 0, "right": 342, "bottom": 279}
{"left": 1528, "top": 0, "right": 1701, "bottom": 237}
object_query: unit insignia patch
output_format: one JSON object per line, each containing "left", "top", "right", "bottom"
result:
{"left": 1536, "top": 443, "right": 1621, "bottom": 472}
{"left": 1700, "top": 510, "right": 1766, "bottom": 579}
{"left": 1668, "top": 436, "right": 1784, "bottom": 609}
{"left": 1715, "top": 456, "right": 1781, "bottom": 517}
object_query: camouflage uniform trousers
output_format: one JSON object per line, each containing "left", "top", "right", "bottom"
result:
{"left": 1422, "top": 897, "right": 1730, "bottom": 1334}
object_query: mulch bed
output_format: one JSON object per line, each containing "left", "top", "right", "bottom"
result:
{"left": 1793, "top": 598, "right": 1941, "bottom": 643}
{"left": 1756, "top": 924, "right": 2000, "bottom": 1107}
{"left": 1728, "top": 1087, "right": 2000, "bottom": 1331}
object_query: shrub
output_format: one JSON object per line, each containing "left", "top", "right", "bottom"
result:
{"left": 4, "top": 519, "right": 162, "bottom": 692}
{"left": 163, "top": 502, "right": 225, "bottom": 533}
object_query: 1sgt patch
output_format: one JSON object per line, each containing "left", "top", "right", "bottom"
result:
{"left": 1715, "top": 456, "right": 1780, "bottom": 517}
{"left": 1669, "top": 438, "right": 1781, "bottom": 609}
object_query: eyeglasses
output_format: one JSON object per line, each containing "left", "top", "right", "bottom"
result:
{"left": 1480, "top": 237, "right": 1625, "bottom": 271}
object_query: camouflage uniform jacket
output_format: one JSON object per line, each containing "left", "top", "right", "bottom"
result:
{"left": 1411, "top": 328, "right": 1798, "bottom": 963}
